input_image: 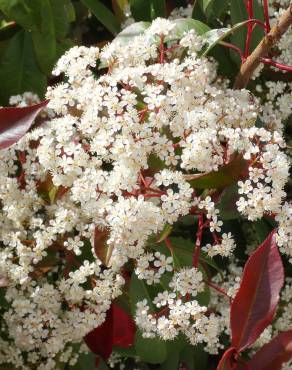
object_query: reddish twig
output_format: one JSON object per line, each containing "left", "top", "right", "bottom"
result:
{"left": 260, "top": 57, "right": 292, "bottom": 71}
{"left": 165, "top": 237, "right": 174, "bottom": 258}
{"left": 234, "top": 4, "right": 292, "bottom": 89}
{"left": 204, "top": 279, "right": 232, "bottom": 303}
{"left": 159, "top": 36, "right": 165, "bottom": 63}
{"left": 263, "top": 0, "right": 271, "bottom": 32}
{"left": 245, "top": 0, "right": 255, "bottom": 58}
{"left": 193, "top": 214, "right": 204, "bottom": 268}
{"left": 234, "top": 4, "right": 292, "bottom": 88}
{"left": 245, "top": 18, "right": 267, "bottom": 30}
{"left": 221, "top": 41, "right": 245, "bottom": 62}
{"left": 154, "top": 306, "right": 169, "bottom": 318}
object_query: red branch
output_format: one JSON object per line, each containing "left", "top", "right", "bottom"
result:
{"left": 221, "top": 41, "right": 245, "bottom": 61}
{"left": 263, "top": 0, "right": 271, "bottom": 32}
{"left": 159, "top": 36, "right": 165, "bottom": 63}
{"left": 193, "top": 214, "right": 204, "bottom": 268}
{"left": 204, "top": 279, "right": 232, "bottom": 303}
{"left": 245, "top": 0, "right": 255, "bottom": 58}
{"left": 260, "top": 57, "right": 292, "bottom": 72}
{"left": 165, "top": 237, "right": 174, "bottom": 257}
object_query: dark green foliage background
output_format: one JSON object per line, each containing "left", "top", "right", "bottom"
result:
{"left": 0, "top": 0, "right": 265, "bottom": 105}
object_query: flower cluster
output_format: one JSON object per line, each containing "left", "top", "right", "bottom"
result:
{"left": 0, "top": 15, "right": 290, "bottom": 369}
{"left": 135, "top": 267, "right": 220, "bottom": 352}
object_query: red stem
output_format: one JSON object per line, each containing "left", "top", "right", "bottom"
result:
{"left": 263, "top": 0, "right": 271, "bottom": 32}
{"left": 260, "top": 57, "right": 292, "bottom": 72}
{"left": 193, "top": 214, "right": 204, "bottom": 268}
{"left": 154, "top": 306, "right": 169, "bottom": 318}
{"left": 165, "top": 237, "right": 174, "bottom": 257}
{"left": 245, "top": 0, "right": 254, "bottom": 58}
{"left": 247, "top": 18, "right": 266, "bottom": 29}
{"left": 204, "top": 279, "right": 232, "bottom": 303}
{"left": 159, "top": 36, "right": 165, "bottom": 63}
{"left": 221, "top": 41, "right": 245, "bottom": 61}
{"left": 139, "top": 172, "right": 148, "bottom": 188}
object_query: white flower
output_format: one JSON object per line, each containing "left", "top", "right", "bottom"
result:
{"left": 169, "top": 268, "right": 204, "bottom": 297}
{"left": 154, "top": 252, "right": 173, "bottom": 274}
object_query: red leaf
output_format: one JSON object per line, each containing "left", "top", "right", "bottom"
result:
{"left": 248, "top": 331, "right": 292, "bottom": 370}
{"left": 112, "top": 304, "right": 136, "bottom": 348}
{"left": 217, "top": 347, "right": 238, "bottom": 370}
{"left": 84, "top": 303, "right": 136, "bottom": 359}
{"left": 85, "top": 305, "right": 114, "bottom": 359}
{"left": 0, "top": 100, "right": 49, "bottom": 149}
{"left": 231, "top": 231, "right": 284, "bottom": 352}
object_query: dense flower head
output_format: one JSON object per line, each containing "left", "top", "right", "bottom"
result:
{"left": 0, "top": 15, "right": 291, "bottom": 369}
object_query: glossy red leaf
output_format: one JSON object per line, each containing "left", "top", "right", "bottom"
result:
{"left": 248, "top": 330, "right": 292, "bottom": 370}
{"left": 0, "top": 100, "right": 49, "bottom": 149}
{"left": 231, "top": 231, "right": 284, "bottom": 352}
{"left": 84, "top": 303, "right": 136, "bottom": 359}
{"left": 112, "top": 304, "right": 136, "bottom": 348}
{"left": 216, "top": 347, "right": 238, "bottom": 370}
{"left": 85, "top": 305, "right": 114, "bottom": 359}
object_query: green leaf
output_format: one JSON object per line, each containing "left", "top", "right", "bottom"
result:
{"left": 170, "top": 18, "right": 210, "bottom": 40}
{"left": 168, "top": 237, "right": 193, "bottom": 268}
{"left": 193, "top": 344, "right": 208, "bottom": 369}
{"left": 156, "top": 224, "right": 173, "bottom": 243}
{"left": 192, "top": 1, "right": 207, "bottom": 22}
{"left": 113, "top": 345, "right": 136, "bottom": 358}
{"left": 0, "top": 30, "right": 46, "bottom": 105}
{"left": 56, "top": 38, "right": 74, "bottom": 59}
{"left": 159, "top": 334, "right": 189, "bottom": 369}
{"left": 129, "top": 273, "right": 169, "bottom": 364}
{"left": 217, "top": 183, "right": 241, "bottom": 220}
{"left": 208, "top": 44, "right": 237, "bottom": 78}
{"left": 0, "top": 22, "right": 21, "bottom": 41}
{"left": 159, "top": 351, "right": 179, "bottom": 370}
{"left": 200, "top": 20, "right": 252, "bottom": 57}
{"left": 81, "top": 0, "right": 120, "bottom": 35}
{"left": 196, "top": 285, "right": 210, "bottom": 306}
{"left": 230, "top": 0, "right": 247, "bottom": 64}
{"left": 0, "top": 0, "right": 32, "bottom": 29}
{"left": 230, "top": 0, "right": 264, "bottom": 64}
{"left": 184, "top": 154, "right": 247, "bottom": 189}
{"left": 31, "top": 0, "right": 56, "bottom": 75}
{"left": 199, "top": 0, "right": 213, "bottom": 14}
{"left": 51, "top": 0, "right": 76, "bottom": 39}
{"left": 160, "top": 236, "right": 221, "bottom": 275}
{"left": 134, "top": 331, "right": 168, "bottom": 364}
{"left": 130, "top": 271, "right": 155, "bottom": 313}
{"left": 152, "top": 0, "right": 166, "bottom": 18}
{"left": 252, "top": 0, "right": 265, "bottom": 49}
{"left": 112, "top": 21, "right": 150, "bottom": 47}
{"left": 0, "top": 0, "right": 74, "bottom": 75}
{"left": 70, "top": 352, "right": 96, "bottom": 370}
{"left": 199, "top": 0, "right": 230, "bottom": 21}
{"left": 112, "top": 0, "right": 128, "bottom": 22}
{"left": 180, "top": 344, "right": 208, "bottom": 370}
{"left": 130, "top": 0, "right": 152, "bottom": 21}
{"left": 180, "top": 346, "right": 195, "bottom": 369}
{"left": 254, "top": 219, "right": 273, "bottom": 244}
{"left": 97, "top": 358, "right": 110, "bottom": 370}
